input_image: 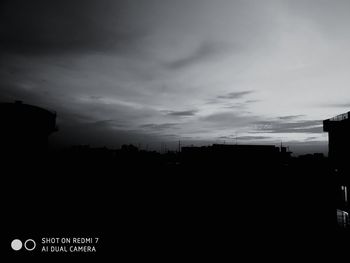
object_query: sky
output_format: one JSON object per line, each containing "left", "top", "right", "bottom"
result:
{"left": 1, "top": 0, "right": 350, "bottom": 154}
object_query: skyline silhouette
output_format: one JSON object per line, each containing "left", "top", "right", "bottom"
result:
{"left": 1, "top": 101, "right": 345, "bottom": 233}
{"left": 1, "top": 99, "right": 347, "bottom": 259}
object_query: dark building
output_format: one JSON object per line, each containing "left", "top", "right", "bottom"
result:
{"left": 324, "top": 112, "right": 350, "bottom": 169}
{"left": 181, "top": 143, "right": 291, "bottom": 167}
{"left": 323, "top": 112, "right": 350, "bottom": 228}
{"left": 0, "top": 101, "right": 57, "bottom": 159}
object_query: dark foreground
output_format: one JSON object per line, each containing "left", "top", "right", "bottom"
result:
{"left": 2, "top": 149, "right": 346, "bottom": 259}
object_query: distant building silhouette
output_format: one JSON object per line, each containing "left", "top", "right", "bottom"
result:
{"left": 324, "top": 112, "right": 350, "bottom": 228}
{"left": 181, "top": 144, "right": 291, "bottom": 167}
{"left": 0, "top": 101, "right": 57, "bottom": 158}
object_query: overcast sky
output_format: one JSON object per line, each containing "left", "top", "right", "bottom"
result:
{"left": 2, "top": 0, "right": 350, "bottom": 153}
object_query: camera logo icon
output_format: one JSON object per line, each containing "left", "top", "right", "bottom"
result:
{"left": 11, "top": 239, "right": 36, "bottom": 251}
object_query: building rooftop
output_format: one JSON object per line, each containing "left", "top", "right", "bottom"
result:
{"left": 0, "top": 101, "right": 57, "bottom": 134}
{"left": 323, "top": 111, "right": 350, "bottom": 132}
{"left": 327, "top": 112, "right": 349, "bottom": 122}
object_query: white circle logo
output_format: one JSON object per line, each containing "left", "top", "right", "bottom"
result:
{"left": 24, "top": 239, "right": 36, "bottom": 251}
{"left": 11, "top": 239, "right": 23, "bottom": 251}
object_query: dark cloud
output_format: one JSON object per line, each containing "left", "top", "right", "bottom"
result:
{"left": 91, "top": 119, "right": 126, "bottom": 129}
{"left": 51, "top": 121, "right": 163, "bottom": 150}
{"left": 236, "top": 135, "right": 271, "bottom": 140}
{"left": 220, "top": 99, "right": 258, "bottom": 110}
{"left": 206, "top": 91, "right": 255, "bottom": 105}
{"left": 203, "top": 112, "right": 251, "bottom": 123}
{"left": 223, "top": 103, "right": 245, "bottom": 109}
{"left": 305, "top": 136, "right": 319, "bottom": 141}
{"left": 140, "top": 123, "right": 179, "bottom": 131}
{"left": 201, "top": 111, "right": 260, "bottom": 130}
{"left": 164, "top": 109, "right": 197, "bottom": 117}
{"left": 278, "top": 115, "right": 305, "bottom": 120}
{"left": 0, "top": 0, "right": 148, "bottom": 54}
{"left": 47, "top": 106, "right": 165, "bottom": 149}
{"left": 245, "top": 100, "right": 260, "bottom": 104}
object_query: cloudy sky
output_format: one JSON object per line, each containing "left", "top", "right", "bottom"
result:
{"left": 1, "top": 0, "right": 350, "bottom": 153}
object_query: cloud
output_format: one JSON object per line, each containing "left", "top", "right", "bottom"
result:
{"left": 140, "top": 123, "right": 179, "bottom": 131}
{"left": 164, "top": 109, "right": 197, "bottom": 117}
{"left": 0, "top": 0, "right": 148, "bottom": 54}
{"left": 217, "top": 91, "right": 254, "bottom": 100}
{"left": 201, "top": 111, "right": 261, "bottom": 131}
{"left": 85, "top": 96, "right": 145, "bottom": 110}
{"left": 324, "top": 102, "right": 350, "bottom": 108}
{"left": 278, "top": 115, "right": 305, "bottom": 120}
{"left": 206, "top": 91, "right": 255, "bottom": 105}
{"left": 305, "top": 136, "right": 319, "bottom": 141}
{"left": 165, "top": 41, "right": 231, "bottom": 69}
{"left": 91, "top": 119, "right": 126, "bottom": 129}
{"left": 236, "top": 135, "right": 271, "bottom": 140}
{"left": 218, "top": 135, "right": 271, "bottom": 141}
{"left": 255, "top": 120, "right": 323, "bottom": 134}
{"left": 47, "top": 105, "right": 165, "bottom": 149}
{"left": 245, "top": 99, "right": 260, "bottom": 104}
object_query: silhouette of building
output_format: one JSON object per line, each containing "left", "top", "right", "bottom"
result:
{"left": 0, "top": 101, "right": 57, "bottom": 158}
{"left": 324, "top": 112, "right": 350, "bottom": 228}
{"left": 181, "top": 144, "right": 291, "bottom": 167}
